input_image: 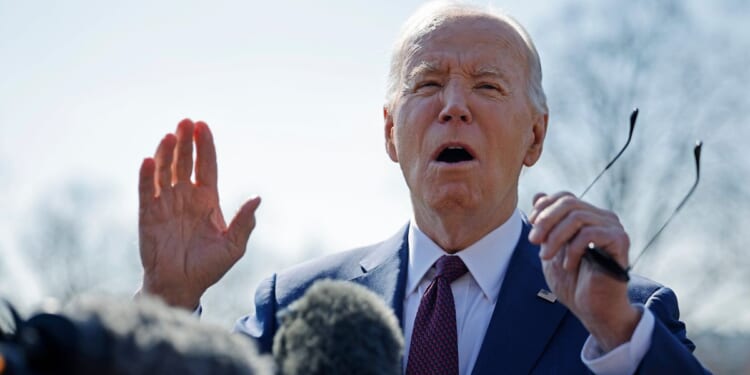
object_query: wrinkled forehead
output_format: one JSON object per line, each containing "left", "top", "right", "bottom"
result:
{"left": 402, "top": 14, "right": 529, "bottom": 80}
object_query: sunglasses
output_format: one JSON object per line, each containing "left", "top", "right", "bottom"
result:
{"left": 578, "top": 108, "right": 703, "bottom": 282}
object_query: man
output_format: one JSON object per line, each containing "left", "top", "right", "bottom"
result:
{"left": 136, "top": 2, "right": 708, "bottom": 374}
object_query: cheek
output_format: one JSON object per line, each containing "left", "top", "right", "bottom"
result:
{"left": 483, "top": 118, "right": 533, "bottom": 172}
{"left": 394, "top": 98, "right": 439, "bottom": 156}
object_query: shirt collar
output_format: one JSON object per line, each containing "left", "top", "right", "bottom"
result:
{"left": 406, "top": 209, "right": 523, "bottom": 303}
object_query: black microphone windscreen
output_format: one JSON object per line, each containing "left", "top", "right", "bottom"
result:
{"left": 272, "top": 279, "right": 404, "bottom": 375}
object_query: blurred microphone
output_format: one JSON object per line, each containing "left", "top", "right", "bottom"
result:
{"left": 0, "top": 295, "right": 272, "bottom": 375}
{"left": 272, "top": 279, "right": 404, "bottom": 375}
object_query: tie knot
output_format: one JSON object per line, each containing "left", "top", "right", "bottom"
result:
{"left": 435, "top": 255, "right": 468, "bottom": 283}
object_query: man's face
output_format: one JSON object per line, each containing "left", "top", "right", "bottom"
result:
{"left": 385, "top": 15, "right": 547, "bottom": 217}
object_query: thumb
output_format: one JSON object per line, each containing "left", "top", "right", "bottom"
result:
{"left": 226, "top": 196, "right": 262, "bottom": 255}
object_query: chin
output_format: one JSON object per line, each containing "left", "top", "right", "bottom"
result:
{"left": 424, "top": 185, "right": 481, "bottom": 213}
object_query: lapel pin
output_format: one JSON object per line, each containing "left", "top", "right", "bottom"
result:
{"left": 537, "top": 289, "right": 557, "bottom": 303}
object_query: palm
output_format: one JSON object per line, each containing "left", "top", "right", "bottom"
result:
{"left": 138, "top": 120, "right": 260, "bottom": 308}
{"left": 140, "top": 185, "right": 229, "bottom": 291}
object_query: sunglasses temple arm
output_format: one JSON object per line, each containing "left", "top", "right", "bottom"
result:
{"left": 580, "top": 109, "right": 638, "bottom": 198}
{"left": 631, "top": 141, "right": 703, "bottom": 267}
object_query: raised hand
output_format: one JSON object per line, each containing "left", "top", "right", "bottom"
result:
{"left": 528, "top": 192, "right": 640, "bottom": 352}
{"left": 137, "top": 119, "right": 261, "bottom": 309}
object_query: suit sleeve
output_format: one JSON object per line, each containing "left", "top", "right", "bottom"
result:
{"left": 636, "top": 286, "right": 711, "bottom": 374}
{"left": 233, "top": 274, "right": 278, "bottom": 354}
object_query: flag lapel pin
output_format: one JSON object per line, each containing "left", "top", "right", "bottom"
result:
{"left": 537, "top": 289, "right": 557, "bottom": 303}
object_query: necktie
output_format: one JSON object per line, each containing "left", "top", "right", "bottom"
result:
{"left": 406, "top": 255, "right": 468, "bottom": 375}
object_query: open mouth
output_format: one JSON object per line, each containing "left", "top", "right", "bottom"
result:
{"left": 435, "top": 146, "right": 475, "bottom": 163}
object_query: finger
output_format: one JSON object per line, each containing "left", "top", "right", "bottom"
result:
{"left": 172, "top": 119, "right": 195, "bottom": 184}
{"left": 532, "top": 192, "right": 547, "bottom": 206}
{"left": 568, "top": 226, "right": 630, "bottom": 269}
{"left": 154, "top": 134, "right": 177, "bottom": 195}
{"left": 529, "top": 191, "right": 573, "bottom": 224}
{"left": 532, "top": 193, "right": 618, "bottom": 245}
{"left": 139, "top": 158, "right": 156, "bottom": 213}
{"left": 195, "top": 121, "right": 218, "bottom": 189}
{"left": 528, "top": 193, "right": 547, "bottom": 224}
{"left": 226, "top": 196, "right": 262, "bottom": 258}
{"left": 563, "top": 238, "right": 586, "bottom": 271}
{"left": 540, "top": 243, "right": 568, "bottom": 281}
{"left": 528, "top": 192, "right": 548, "bottom": 223}
{"left": 541, "top": 210, "right": 619, "bottom": 258}
{"left": 529, "top": 192, "right": 578, "bottom": 243}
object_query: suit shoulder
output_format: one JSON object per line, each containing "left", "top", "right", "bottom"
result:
{"left": 277, "top": 243, "right": 376, "bottom": 283}
{"left": 240, "top": 243, "right": 382, "bottom": 352}
{"left": 272, "top": 237, "right": 397, "bottom": 308}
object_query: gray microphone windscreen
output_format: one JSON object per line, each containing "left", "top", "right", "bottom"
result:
{"left": 272, "top": 279, "right": 404, "bottom": 375}
{"left": 61, "top": 294, "right": 273, "bottom": 375}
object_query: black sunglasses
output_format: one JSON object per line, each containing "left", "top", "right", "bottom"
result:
{"left": 578, "top": 108, "right": 703, "bottom": 282}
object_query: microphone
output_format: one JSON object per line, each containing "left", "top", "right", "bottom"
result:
{"left": 272, "top": 280, "right": 404, "bottom": 375}
{"left": 0, "top": 295, "right": 273, "bottom": 375}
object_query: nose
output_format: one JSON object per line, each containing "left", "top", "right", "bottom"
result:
{"left": 438, "top": 82, "right": 472, "bottom": 124}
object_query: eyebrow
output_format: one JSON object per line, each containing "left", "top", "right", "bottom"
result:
{"left": 406, "top": 62, "right": 510, "bottom": 83}
{"left": 406, "top": 61, "right": 443, "bottom": 82}
{"left": 472, "top": 66, "right": 511, "bottom": 84}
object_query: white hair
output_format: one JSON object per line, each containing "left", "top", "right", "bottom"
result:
{"left": 386, "top": 1, "right": 548, "bottom": 115}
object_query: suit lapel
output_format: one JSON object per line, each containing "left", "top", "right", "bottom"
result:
{"left": 350, "top": 224, "right": 410, "bottom": 328}
{"left": 471, "top": 222, "right": 569, "bottom": 375}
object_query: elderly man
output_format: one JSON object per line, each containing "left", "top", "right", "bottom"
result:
{"left": 136, "top": 3, "right": 707, "bottom": 374}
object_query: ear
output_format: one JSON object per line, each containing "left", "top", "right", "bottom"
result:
{"left": 384, "top": 106, "right": 399, "bottom": 162}
{"left": 523, "top": 112, "right": 548, "bottom": 167}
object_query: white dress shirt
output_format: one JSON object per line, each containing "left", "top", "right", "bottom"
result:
{"left": 402, "top": 209, "right": 654, "bottom": 375}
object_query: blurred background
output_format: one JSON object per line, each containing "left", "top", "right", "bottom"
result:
{"left": 1, "top": 0, "right": 748, "bottom": 372}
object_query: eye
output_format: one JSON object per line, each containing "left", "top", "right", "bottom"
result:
{"left": 476, "top": 83, "right": 503, "bottom": 92}
{"left": 415, "top": 80, "right": 442, "bottom": 91}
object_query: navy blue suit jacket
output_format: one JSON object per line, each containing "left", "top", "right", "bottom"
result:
{"left": 238, "top": 222, "right": 709, "bottom": 374}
